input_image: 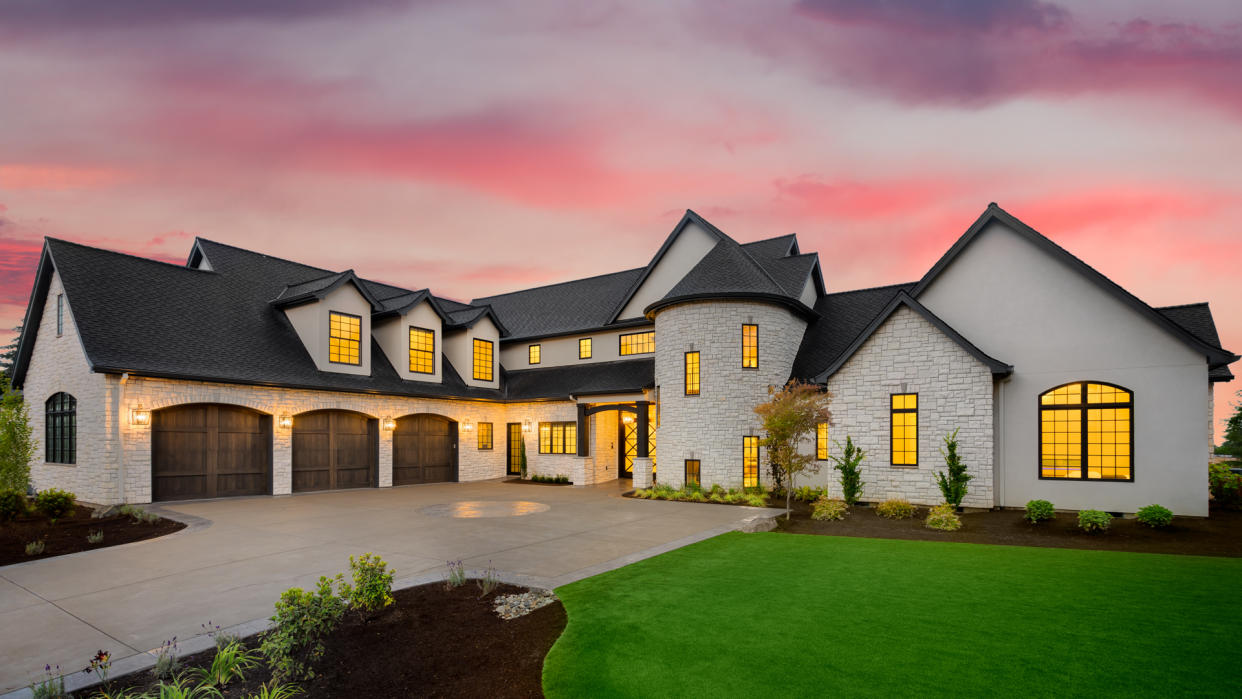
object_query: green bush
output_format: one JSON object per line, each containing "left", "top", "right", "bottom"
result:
{"left": 744, "top": 492, "right": 768, "bottom": 508}
{"left": 792, "top": 485, "right": 827, "bottom": 502}
{"left": 1136, "top": 504, "right": 1173, "bottom": 528}
{"left": 0, "top": 488, "right": 28, "bottom": 522}
{"left": 1078, "top": 509, "right": 1112, "bottom": 533}
{"left": 874, "top": 499, "right": 915, "bottom": 520}
{"left": 0, "top": 383, "right": 35, "bottom": 493}
{"left": 1208, "top": 463, "right": 1242, "bottom": 510}
{"left": 1024, "top": 499, "right": 1055, "bottom": 524}
{"left": 828, "top": 436, "right": 865, "bottom": 505}
{"left": 811, "top": 497, "right": 848, "bottom": 521}
{"left": 339, "top": 553, "right": 394, "bottom": 616}
{"left": 33, "top": 488, "right": 75, "bottom": 522}
{"left": 261, "top": 575, "right": 345, "bottom": 681}
{"left": 925, "top": 504, "right": 962, "bottom": 532}
{"left": 934, "top": 428, "right": 972, "bottom": 507}
{"left": 189, "top": 640, "right": 260, "bottom": 687}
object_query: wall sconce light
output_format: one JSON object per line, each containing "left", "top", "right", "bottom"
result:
{"left": 462, "top": 420, "right": 474, "bottom": 432}
{"left": 381, "top": 416, "right": 395, "bottom": 431}
{"left": 130, "top": 405, "right": 151, "bottom": 427}
{"left": 277, "top": 414, "right": 293, "bottom": 430}
{"left": 521, "top": 419, "right": 532, "bottom": 433}
{"left": 622, "top": 413, "right": 635, "bottom": 425}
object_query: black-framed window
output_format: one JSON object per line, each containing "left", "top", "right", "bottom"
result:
{"left": 816, "top": 422, "right": 829, "bottom": 460}
{"left": 1040, "top": 381, "right": 1133, "bottom": 481}
{"left": 685, "top": 459, "right": 701, "bottom": 487}
{"left": 56, "top": 294, "right": 64, "bottom": 336}
{"left": 538, "top": 422, "right": 577, "bottom": 454}
{"left": 742, "top": 324, "right": 758, "bottom": 368}
{"left": 472, "top": 338, "right": 494, "bottom": 381}
{"left": 478, "top": 422, "right": 493, "bottom": 450}
{"left": 743, "top": 436, "right": 759, "bottom": 487}
{"left": 409, "top": 326, "right": 434, "bottom": 374}
{"left": 529, "top": 344, "right": 541, "bottom": 365}
{"left": 620, "top": 331, "right": 655, "bottom": 356}
{"left": 328, "top": 311, "right": 361, "bottom": 365}
{"left": 684, "top": 351, "right": 700, "bottom": 395}
{"left": 46, "top": 392, "right": 76, "bottom": 464}
{"left": 891, "top": 393, "right": 917, "bottom": 466}
{"left": 579, "top": 338, "right": 592, "bottom": 359}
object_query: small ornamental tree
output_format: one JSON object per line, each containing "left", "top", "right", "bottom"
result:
{"left": 0, "top": 376, "right": 34, "bottom": 493}
{"left": 753, "top": 380, "right": 833, "bottom": 518}
{"left": 1219, "top": 392, "right": 1242, "bottom": 460}
{"left": 519, "top": 437, "right": 528, "bottom": 479}
{"left": 934, "top": 428, "right": 972, "bottom": 508}
{"left": 829, "top": 436, "right": 865, "bottom": 505}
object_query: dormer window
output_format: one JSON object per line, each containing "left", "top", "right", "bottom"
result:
{"left": 329, "top": 312, "right": 361, "bottom": 365}
{"left": 473, "top": 338, "right": 494, "bottom": 381}
{"left": 409, "top": 326, "right": 435, "bottom": 374}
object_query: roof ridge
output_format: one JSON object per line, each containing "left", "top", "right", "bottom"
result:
{"left": 472, "top": 266, "right": 644, "bottom": 303}
{"left": 194, "top": 237, "right": 334, "bottom": 275}
{"left": 47, "top": 237, "right": 215, "bottom": 274}
{"left": 825, "top": 281, "right": 915, "bottom": 297}
{"left": 717, "top": 236, "right": 788, "bottom": 293}
{"left": 1156, "top": 301, "right": 1210, "bottom": 310}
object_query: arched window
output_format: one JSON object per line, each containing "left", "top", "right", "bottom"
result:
{"left": 46, "top": 393, "right": 77, "bottom": 464}
{"left": 1039, "top": 382, "right": 1132, "bottom": 481}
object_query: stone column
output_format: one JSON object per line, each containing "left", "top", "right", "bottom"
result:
{"left": 378, "top": 425, "right": 393, "bottom": 488}
{"left": 273, "top": 424, "right": 293, "bottom": 495}
{"left": 632, "top": 457, "right": 654, "bottom": 489}
{"left": 570, "top": 456, "right": 590, "bottom": 487}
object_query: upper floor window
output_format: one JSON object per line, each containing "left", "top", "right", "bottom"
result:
{"left": 742, "top": 436, "right": 759, "bottom": 487}
{"left": 472, "top": 338, "right": 494, "bottom": 381}
{"left": 46, "top": 392, "right": 76, "bottom": 464}
{"left": 478, "top": 422, "right": 493, "bottom": 450}
{"left": 409, "top": 327, "right": 435, "bottom": 374}
{"left": 742, "top": 324, "right": 758, "bottom": 368}
{"left": 56, "top": 294, "right": 64, "bottom": 336}
{"left": 620, "top": 331, "right": 655, "bottom": 356}
{"left": 684, "top": 351, "right": 700, "bottom": 395}
{"left": 891, "top": 393, "right": 917, "bottom": 466}
{"left": 539, "top": 421, "right": 577, "bottom": 454}
{"left": 529, "top": 344, "right": 541, "bottom": 365}
{"left": 1040, "top": 381, "right": 1132, "bottom": 481}
{"left": 816, "top": 422, "right": 829, "bottom": 460}
{"left": 328, "top": 312, "right": 361, "bottom": 365}
{"left": 579, "top": 338, "right": 592, "bottom": 359}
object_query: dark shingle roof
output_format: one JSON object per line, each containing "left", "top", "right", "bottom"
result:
{"left": 504, "top": 359, "right": 654, "bottom": 400}
{"left": 471, "top": 268, "right": 645, "bottom": 340}
{"left": 1157, "top": 303, "right": 1234, "bottom": 381}
{"left": 791, "top": 282, "right": 916, "bottom": 380}
{"left": 741, "top": 234, "right": 798, "bottom": 259}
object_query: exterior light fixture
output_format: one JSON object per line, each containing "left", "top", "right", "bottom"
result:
{"left": 278, "top": 414, "right": 293, "bottom": 430}
{"left": 462, "top": 420, "right": 474, "bottom": 432}
{"left": 130, "top": 405, "right": 151, "bottom": 427}
{"left": 381, "top": 417, "right": 396, "bottom": 431}
{"left": 622, "top": 413, "right": 635, "bottom": 424}
{"left": 521, "top": 419, "right": 532, "bottom": 433}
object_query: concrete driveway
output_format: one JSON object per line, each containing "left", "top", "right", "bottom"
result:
{"left": 0, "top": 481, "right": 770, "bottom": 693}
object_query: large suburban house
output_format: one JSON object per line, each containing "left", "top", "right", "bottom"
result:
{"left": 9, "top": 204, "right": 1237, "bottom": 515}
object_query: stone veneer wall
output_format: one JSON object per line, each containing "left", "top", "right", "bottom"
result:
{"left": 819, "top": 306, "right": 995, "bottom": 508}
{"left": 654, "top": 300, "right": 807, "bottom": 489}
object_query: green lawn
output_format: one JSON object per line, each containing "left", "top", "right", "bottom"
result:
{"left": 544, "top": 532, "right": 1242, "bottom": 698}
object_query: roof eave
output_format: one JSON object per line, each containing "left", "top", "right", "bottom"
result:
{"left": 643, "top": 291, "right": 819, "bottom": 321}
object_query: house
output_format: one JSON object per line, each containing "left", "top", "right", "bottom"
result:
{"left": 9, "top": 204, "right": 1237, "bottom": 515}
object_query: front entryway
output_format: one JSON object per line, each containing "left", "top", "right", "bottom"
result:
{"left": 291, "top": 410, "right": 377, "bottom": 492}
{"left": 393, "top": 414, "right": 457, "bottom": 485}
{"left": 617, "top": 404, "right": 657, "bottom": 478}
{"left": 506, "top": 423, "right": 523, "bottom": 476}
{"left": 152, "top": 403, "right": 272, "bottom": 501}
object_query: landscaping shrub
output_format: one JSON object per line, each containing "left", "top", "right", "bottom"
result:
{"left": 828, "top": 436, "right": 865, "bottom": 505}
{"left": 86, "top": 530, "right": 103, "bottom": 545}
{"left": 251, "top": 681, "right": 303, "bottom": 699}
{"left": 810, "top": 497, "right": 848, "bottom": 521}
{"left": 925, "top": 504, "right": 962, "bottom": 532}
{"left": 1024, "top": 499, "right": 1056, "bottom": 524}
{"left": 27, "top": 664, "right": 64, "bottom": 699}
{"left": 478, "top": 562, "right": 500, "bottom": 597}
{"left": 0, "top": 487, "right": 28, "bottom": 522}
{"left": 339, "top": 553, "right": 394, "bottom": 616}
{"left": 261, "top": 575, "right": 345, "bottom": 681}
{"left": 0, "top": 381, "right": 35, "bottom": 493}
{"left": 446, "top": 560, "right": 466, "bottom": 588}
{"left": 190, "top": 640, "right": 260, "bottom": 687}
{"left": 33, "top": 488, "right": 75, "bottom": 522}
{"left": 792, "top": 485, "right": 827, "bottom": 502}
{"left": 1077, "top": 509, "right": 1112, "bottom": 533}
{"left": 152, "top": 638, "right": 180, "bottom": 681}
{"left": 744, "top": 492, "right": 768, "bottom": 508}
{"left": 25, "top": 539, "right": 44, "bottom": 555}
{"left": 1136, "top": 504, "right": 1174, "bottom": 528}
{"left": 934, "top": 428, "right": 972, "bottom": 507}
{"left": 118, "top": 504, "right": 161, "bottom": 524}
{"left": 875, "top": 499, "right": 916, "bottom": 519}
{"left": 1208, "top": 463, "right": 1242, "bottom": 509}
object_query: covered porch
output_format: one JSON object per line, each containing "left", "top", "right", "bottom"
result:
{"left": 565, "top": 392, "right": 658, "bottom": 488}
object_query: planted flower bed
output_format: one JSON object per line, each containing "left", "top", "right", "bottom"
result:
{"left": 1, "top": 491, "right": 184, "bottom": 566}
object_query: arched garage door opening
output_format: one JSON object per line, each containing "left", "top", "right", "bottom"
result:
{"left": 292, "top": 410, "right": 378, "bottom": 492}
{"left": 393, "top": 414, "right": 458, "bottom": 485}
{"left": 152, "top": 404, "right": 272, "bottom": 502}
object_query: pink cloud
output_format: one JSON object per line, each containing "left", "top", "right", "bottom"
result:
{"left": 0, "top": 164, "right": 129, "bottom": 190}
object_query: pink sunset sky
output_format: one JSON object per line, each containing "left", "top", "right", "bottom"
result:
{"left": 0, "top": 0, "right": 1239, "bottom": 438}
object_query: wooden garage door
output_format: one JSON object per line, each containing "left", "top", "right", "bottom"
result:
{"left": 291, "top": 410, "right": 377, "bottom": 492}
{"left": 393, "top": 414, "right": 457, "bottom": 485}
{"left": 152, "top": 404, "right": 271, "bottom": 502}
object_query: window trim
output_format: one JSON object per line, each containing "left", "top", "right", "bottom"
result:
{"left": 741, "top": 323, "right": 759, "bottom": 369}
{"left": 1037, "top": 380, "right": 1135, "bottom": 483}
{"left": 890, "top": 392, "right": 918, "bottom": 467}
{"left": 408, "top": 326, "right": 435, "bottom": 375}
{"left": 742, "top": 435, "right": 759, "bottom": 488}
{"left": 472, "top": 338, "right": 494, "bottom": 382}
{"left": 578, "top": 337, "right": 592, "bottom": 360}
{"left": 477, "top": 422, "right": 493, "bottom": 450}
{"left": 684, "top": 351, "right": 700, "bottom": 396}
{"left": 56, "top": 294, "right": 64, "bottom": 336}
{"left": 45, "top": 392, "right": 76, "bottom": 464}
{"left": 538, "top": 421, "right": 578, "bottom": 455}
{"left": 528, "top": 344, "right": 541, "bottom": 365}
{"left": 619, "top": 330, "right": 655, "bottom": 356}
{"left": 816, "top": 421, "right": 829, "bottom": 461}
{"left": 685, "top": 459, "right": 701, "bottom": 488}
{"left": 328, "top": 311, "right": 362, "bottom": 366}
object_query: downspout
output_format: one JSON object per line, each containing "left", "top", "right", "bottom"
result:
{"left": 117, "top": 372, "right": 128, "bottom": 504}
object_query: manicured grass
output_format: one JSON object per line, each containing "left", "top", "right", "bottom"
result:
{"left": 544, "top": 532, "right": 1241, "bottom": 697}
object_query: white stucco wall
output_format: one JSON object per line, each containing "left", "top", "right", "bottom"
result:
{"left": 373, "top": 299, "right": 443, "bottom": 383}
{"left": 443, "top": 316, "right": 501, "bottom": 389}
{"left": 499, "top": 325, "right": 655, "bottom": 369}
{"left": 282, "top": 282, "right": 372, "bottom": 376}
{"left": 617, "top": 221, "right": 717, "bottom": 319}
{"left": 918, "top": 220, "right": 1211, "bottom": 515}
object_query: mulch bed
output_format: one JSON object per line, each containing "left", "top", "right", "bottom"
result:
{"left": 79, "top": 582, "right": 566, "bottom": 699}
{"left": 776, "top": 500, "right": 1242, "bottom": 557}
{"left": 1, "top": 505, "right": 185, "bottom": 566}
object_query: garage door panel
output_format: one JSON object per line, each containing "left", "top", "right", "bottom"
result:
{"left": 153, "top": 404, "right": 271, "bottom": 502}
{"left": 291, "top": 411, "right": 376, "bottom": 492}
{"left": 393, "top": 414, "right": 457, "bottom": 486}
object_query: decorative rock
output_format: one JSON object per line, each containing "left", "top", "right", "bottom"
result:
{"left": 91, "top": 504, "right": 123, "bottom": 519}
{"left": 737, "top": 515, "right": 778, "bottom": 533}
{"left": 493, "top": 589, "right": 558, "bottom": 620}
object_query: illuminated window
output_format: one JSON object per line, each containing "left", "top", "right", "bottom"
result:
{"left": 742, "top": 324, "right": 758, "bottom": 368}
{"left": 1040, "top": 381, "right": 1132, "bottom": 481}
{"left": 328, "top": 312, "right": 361, "bottom": 365}
{"left": 685, "top": 351, "right": 700, "bottom": 395}
{"left": 620, "top": 331, "right": 655, "bottom": 356}
{"left": 743, "top": 436, "right": 759, "bottom": 487}
{"left": 891, "top": 393, "right": 918, "bottom": 466}
{"left": 478, "top": 422, "right": 493, "bottom": 450}
{"left": 538, "top": 422, "right": 577, "bottom": 454}
{"left": 579, "top": 338, "right": 592, "bottom": 359}
{"left": 529, "top": 344, "right": 541, "bottom": 365}
{"left": 472, "top": 338, "right": 494, "bottom": 381}
{"left": 685, "top": 459, "right": 701, "bottom": 487}
{"left": 45, "top": 392, "right": 76, "bottom": 464}
{"left": 408, "top": 326, "right": 434, "bottom": 374}
{"left": 56, "top": 294, "right": 64, "bottom": 335}
{"left": 816, "top": 422, "right": 829, "bottom": 461}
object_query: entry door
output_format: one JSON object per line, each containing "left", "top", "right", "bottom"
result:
{"left": 506, "top": 423, "right": 523, "bottom": 476}
{"left": 617, "top": 405, "right": 658, "bottom": 478}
